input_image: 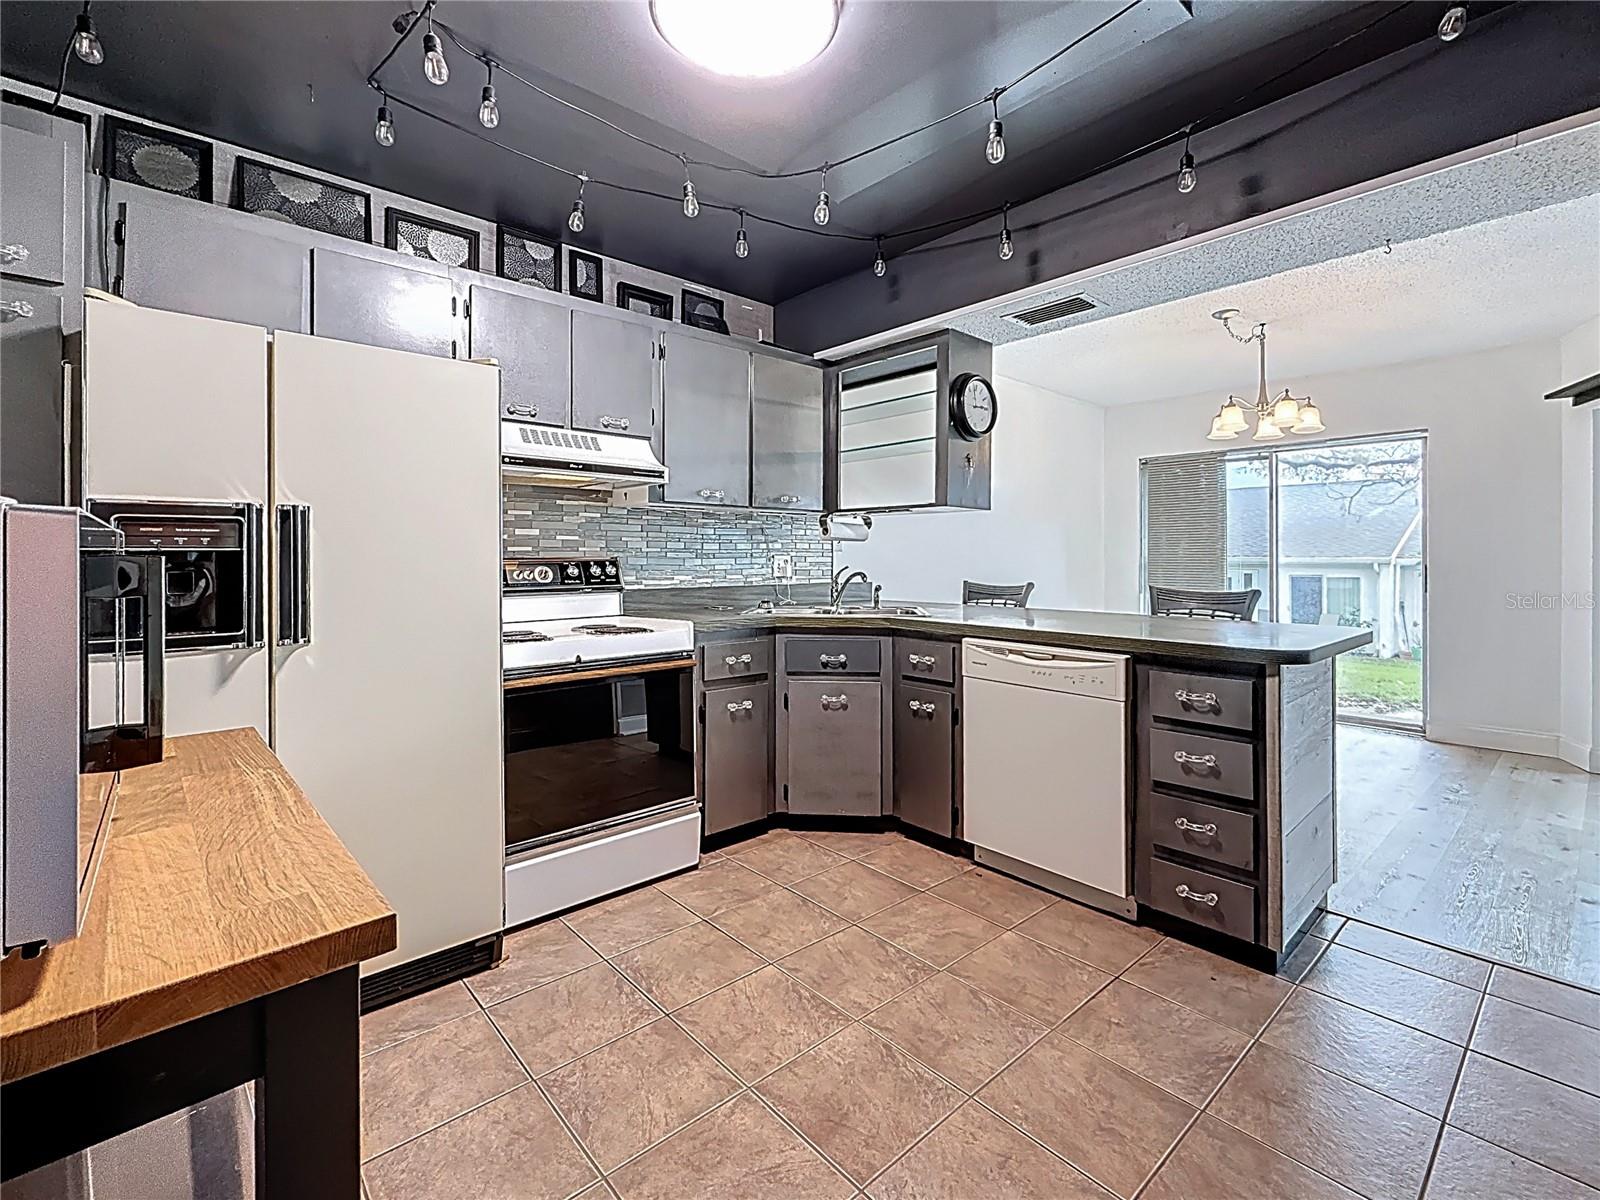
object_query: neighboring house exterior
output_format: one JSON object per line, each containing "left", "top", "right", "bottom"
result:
{"left": 1225, "top": 481, "right": 1423, "bottom": 659}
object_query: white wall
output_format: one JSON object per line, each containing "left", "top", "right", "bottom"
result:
{"left": 1102, "top": 341, "right": 1571, "bottom": 759}
{"left": 847, "top": 377, "right": 1107, "bottom": 608}
{"left": 1557, "top": 316, "right": 1599, "bottom": 770}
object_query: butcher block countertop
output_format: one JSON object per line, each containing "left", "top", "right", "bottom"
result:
{"left": 0, "top": 729, "right": 395, "bottom": 1082}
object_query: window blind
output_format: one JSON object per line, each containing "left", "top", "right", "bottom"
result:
{"left": 1142, "top": 454, "right": 1227, "bottom": 597}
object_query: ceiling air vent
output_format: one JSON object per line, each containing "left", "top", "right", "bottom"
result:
{"left": 1002, "top": 293, "right": 1100, "bottom": 327}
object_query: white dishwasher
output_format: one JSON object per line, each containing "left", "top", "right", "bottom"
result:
{"left": 961, "top": 639, "right": 1133, "bottom": 917}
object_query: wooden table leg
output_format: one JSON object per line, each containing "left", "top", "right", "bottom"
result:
{"left": 255, "top": 966, "right": 361, "bottom": 1199}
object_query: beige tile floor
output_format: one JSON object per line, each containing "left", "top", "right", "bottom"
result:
{"left": 358, "top": 829, "right": 1600, "bottom": 1200}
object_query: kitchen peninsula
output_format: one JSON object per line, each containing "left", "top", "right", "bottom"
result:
{"left": 632, "top": 585, "right": 1369, "bottom": 968}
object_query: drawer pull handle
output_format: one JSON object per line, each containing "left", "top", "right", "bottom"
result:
{"left": 1173, "top": 750, "right": 1218, "bottom": 769}
{"left": 723, "top": 653, "right": 753, "bottom": 666}
{"left": 908, "top": 654, "right": 936, "bottom": 667}
{"left": 599, "top": 414, "right": 631, "bottom": 430}
{"left": 777, "top": 495, "right": 801, "bottom": 504}
{"left": 1175, "top": 884, "right": 1219, "bottom": 907}
{"left": 820, "top": 693, "right": 849, "bottom": 710}
{"left": 726, "top": 699, "right": 754, "bottom": 713}
{"left": 698, "top": 488, "right": 725, "bottom": 500}
{"left": 506, "top": 403, "right": 538, "bottom": 418}
{"left": 908, "top": 699, "right": 936, "bottom": 715}
{"left": 819, "top": 653, "right": 848, "bottom": 668}
{"left": 0, "top": 243, "right": 30, "bottom": 265}
{"left": 1175, "top": 689, "right": 1219, "bottom": 710}
{"left": 1174, "top": 817, "right": 1219, "bottom": 836}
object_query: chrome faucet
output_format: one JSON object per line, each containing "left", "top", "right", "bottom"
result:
{"left": 830, "top": 565, "right": 870, "bottom": 611}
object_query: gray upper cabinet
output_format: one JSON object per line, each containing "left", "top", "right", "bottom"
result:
{"left": 0, "top": 126, "right": 67, "bottom": 287}
{"left": 570, "top": 308, "right": 656, "bottom": 437}
{"left": 752, "top": 354, "right": 823, "bottom": 511}
{"left": 311, "top": 248, "right": 453, "bottom": 356}
{"left": 117, "top": 193, "right": 308, "bottom": 333}
{"left": 661, "top": 331, "right": 751, "bottom": 507}
{"left": 469, "top": 284, "right": 571, "bottom": 426}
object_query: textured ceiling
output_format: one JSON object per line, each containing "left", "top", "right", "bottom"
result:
{"left": 994, "top": 191, "right": 1600, "bottom": 406}
{"left": 0, "top": 0, "right": 1475, "bottom": 303}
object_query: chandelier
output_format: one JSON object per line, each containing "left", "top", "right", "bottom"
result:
{"left": 1206, "top": 310, "right": 1325, "bottom": 441}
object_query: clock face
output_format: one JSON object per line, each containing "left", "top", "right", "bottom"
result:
{"left": 952, "top": 373, "right": 998, "bottom": 439}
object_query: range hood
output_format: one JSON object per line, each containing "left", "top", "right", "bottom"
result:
{"left": 500, "top": 422, "right": 668, "bottom": 489}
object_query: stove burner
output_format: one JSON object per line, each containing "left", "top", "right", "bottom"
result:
{"left": 570, "top": 623, "right": 653, "bottom": 636}
{"left": 503, "top": 630, "right": 553, "bottom": 643}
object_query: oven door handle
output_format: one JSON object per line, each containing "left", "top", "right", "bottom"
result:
{"left": 275, "top": 504, "right": 312, "bottom": 647}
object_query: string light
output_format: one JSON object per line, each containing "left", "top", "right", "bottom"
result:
{"left": 1177, "top": 129, "right": 1196, "bottom": 194}
{"left": 734, "top": 210, "right": 749, "bottom": 258}
{"left": 1437, "top": 4, "right": 1466, "bottom": 41}
{"left": 873, "top": 237, "right": 887, "bottom": 277}
{"left": 568, "top": 175, "right": 586, "bottom": 233}
{"left": 478, "top": 61, "right": 499, "bottom": 129}
{"left": 72, "top": 2, "right": 103, "bottom": 64}
{"left": 985, "top": 94, "right": 1005, "bottom": 165}
{"left": 421, "top": 8, "right": 449, "bottom": 85}
{"left": 998, "top": 206, "right": 1014, "bottom": 261}
{"left": 374, "top": 98, "right": 396, "bottom": 147}
{"left": 813, "top": 166, "right": 831, "bottom": 226}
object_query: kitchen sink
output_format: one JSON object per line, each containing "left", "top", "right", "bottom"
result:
{"left": 740, "top": 604, "right": 928, "bottom": 617}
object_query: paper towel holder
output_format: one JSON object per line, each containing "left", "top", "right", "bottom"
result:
{"left": 820, "top": 513, "right": 873, "bottom": 541}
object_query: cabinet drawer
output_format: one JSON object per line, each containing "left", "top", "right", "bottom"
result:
{"left": 1147, "top": 669, "right": 1255, "bottom": 732}
{"left": 897, "top": 638, "right": 955, "bottom": 685}
{"left": 704, "top": 639, "right": 772, "bottom": 682}
{"left": 1149, "top": 728, "right": 1255, "bottom": 802}
{"left": 785, "top": 637, "right": 880, "bottom": 676}
{"left": 1147, "top": 858, "right": 1256, "bottom": 941}
{"left": 1148, "top": 793, "right": 1256, "bottom": 872}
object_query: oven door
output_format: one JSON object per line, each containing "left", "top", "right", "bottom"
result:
{"left": 503, "top": 661, "right": 695, "bottom": 857}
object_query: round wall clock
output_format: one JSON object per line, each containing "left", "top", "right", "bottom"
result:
{"left": 950, "top": 372, "right": 998, "bottom": 440}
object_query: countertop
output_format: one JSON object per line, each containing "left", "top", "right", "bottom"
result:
{"left": 0, "top": 729, "right": 396, "bottom": 1081}
{"left": 624, "top": 587, "right": 1372, "bottom": 665}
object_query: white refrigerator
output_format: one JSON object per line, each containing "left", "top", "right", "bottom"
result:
{"left": 79, "top": 299, "right": 505, "bottom": 976}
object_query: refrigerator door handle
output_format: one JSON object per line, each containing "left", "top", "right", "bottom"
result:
{"left": 244, "top": 502, "right": 266, "bottom": 649}
{"left": 275, "top": 504, "right": 312, "bottom": 647}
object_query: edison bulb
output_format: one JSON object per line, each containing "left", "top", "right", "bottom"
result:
{"left": 72, "top": 12, "right": 103, "bottom": 65}
{"left": 735, "top": 228, "right": 749, "bottom": 258}
{"left": 374, "top": 105, "right": 395, "bottom": 147}
{"left": 568, "top": 199, "right": 585, "bottom": 234}
{"left": 478, "top": 85, "right": 499, "bottom": 129}
{"left": 682, "top": 180, "right": 699, "bottom": 219}
{"left": 422, "top": 32, "right": 449, "bottom": 85}
{"left": 986, "top": 120, "right": 1005, "bottom": 165}
{"left": 813, "top": 190, "right": 830, "bottom": 226}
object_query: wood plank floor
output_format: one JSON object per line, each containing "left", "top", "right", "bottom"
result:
{"left": 1330, "top": 724, "right": 1600, "bottom": 988}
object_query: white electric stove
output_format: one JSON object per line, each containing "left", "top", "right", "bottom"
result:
{"left": 500, "top": 557, "right": 700, "bottom": 928}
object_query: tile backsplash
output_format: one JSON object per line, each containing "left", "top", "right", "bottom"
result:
{"left": 502, "top": 484, "right": 834, "bottom": 588}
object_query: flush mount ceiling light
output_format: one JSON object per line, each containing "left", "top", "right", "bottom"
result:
{"left": 650, "top": 0, "right": 840, "bottom": 79}
{"left": 1205, "top": 311, "right": 1326, "bottom": 442}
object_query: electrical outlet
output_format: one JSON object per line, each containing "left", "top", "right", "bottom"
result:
{"left": 772, "top": 554, "right": 794, "bottom": 581}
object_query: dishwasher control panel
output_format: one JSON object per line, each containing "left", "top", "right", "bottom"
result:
{"left": 961, "top": 639, "right": 1128, "bottom": 700}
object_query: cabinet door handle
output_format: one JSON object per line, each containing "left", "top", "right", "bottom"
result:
{"left": 599, "top": 414, "right": 630, "bottom": 430}
{"left": 506, "top": 403, "right": 538, "bottom": 418}
{"left": 1173, "top": 750, "right": 1218, "bottom": 769}
{"left": 778, "top": 494, "right": 801, "bottom": 504}
{"left": 1175, "top": 884, "right": 1219, "bottom": 907}
{"left": 818, "top": 653, "right": 848, "bottom": 668}
{"left": 0, "top": 299, "right": 36, "bottom": 321}
{"left": 908, "top": 699, "right": 936, "bottom": 715}
{"left": 1174, "top": 817, "right": 1219, "bottom": 836}
{"left": 1174, "top": 689, "right": 1219, "bottom": 710}
{"left": 726, "top": 699, "right": 754, "bottom": 713}
{"left": 0, "top": 243, "right": 30, "bottom": 265}
{"left": 820, "top": 693, "right": 848, "bottom": 710}
{"left": 723, "top": 653, "right": 753, "bottom": 666}
{"left": 908, "top": 654, "right": 936, "bottom": 667}
{"left": 698, "top": 488, "right": 725, "bottom": 501}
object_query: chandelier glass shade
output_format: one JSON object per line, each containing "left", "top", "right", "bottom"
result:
{"left": 1205, "top": 313, "right": 1326, "bottom": 442}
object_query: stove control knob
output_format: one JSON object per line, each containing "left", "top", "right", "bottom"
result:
{"left": 604, "top": 563, "right": 617, "bottom": 577}
{"left": 532, "top": 564, "right": 555, "bottom": 585}
{"left": 564, "top": 564, "right": 580, "bottom": 579}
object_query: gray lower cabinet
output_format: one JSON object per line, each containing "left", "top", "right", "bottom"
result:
{"left": 702, "top": 679, "right": 773, "bottom": 836}
{"left": 661, "top": 331, "right": 751, "bottom": 507}
{"left": 117, "top": 193, "right": 309, "bottom": 333}
{"left": 786, "top": 679, "right": 882, "bottom": 817}
{"left": 0, "top": 124, "right": 67, "bottom": 287}
{"left": 751, "top": 354, "right": 823, "bottom": 511}
{"left": 571, "top": 308, "right": 656, "bottom": 437}
{"left": 311, "top": 248, "right": 452, "bottom": 356}
{"left": 468, "top": 283, "right": 571, "bottom": 425}
{"left": 893, "top": 681, "right": 955, "bottom": 838}
{"left": 0, "top": 279, "right": 65, "bottom": 503}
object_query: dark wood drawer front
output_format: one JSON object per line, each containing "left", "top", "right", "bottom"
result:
{"left": 704, "top": 639, "right": 772, "bottom": 682}
{"left": 1148, "top": 858, "right": 1256, "bottom": 941}
{"left": 897, "top": 638, "right": 955, "bottom": 685}
{"left": 785, "top": 637, "right": 881, "bottom": 676}
{"left": 1148, "top": 793, "right": 1256, "bottom": 872}
{"left": 1149, "top": 728, "right": 1255, "bottom": 802}
{"left": 1147, "top": 669, "right": 1255, "bottom": 732}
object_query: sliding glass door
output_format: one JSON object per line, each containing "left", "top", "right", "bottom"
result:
{"left": 1142, "top": 433, "right": 1427, "bottom": 729}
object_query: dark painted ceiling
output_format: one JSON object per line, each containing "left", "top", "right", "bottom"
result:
{"left": 1, "top": 1, "right": 1468, "bottom": 304}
